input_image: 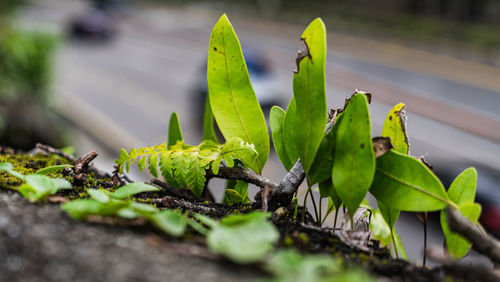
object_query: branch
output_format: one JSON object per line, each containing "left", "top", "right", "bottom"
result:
{"left": 206, "top": 167, "right": 278, "bottom": 190}
{"left": 151, "top": 179, "right": 200, "bottom": 202}
{"left": 446, "top": 207, "right": 500, "bottom": 266}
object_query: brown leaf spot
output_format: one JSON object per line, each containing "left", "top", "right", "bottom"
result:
{"left": 372, "top": 136, "right": 393, "bottom": 158}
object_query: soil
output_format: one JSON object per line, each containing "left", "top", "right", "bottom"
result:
{"left": 0, "top": 149, "right": 496, "bottom": 282}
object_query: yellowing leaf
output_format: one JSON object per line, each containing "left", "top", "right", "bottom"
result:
{"left": 382, "top": 103, "right": 409, "bottom": 155}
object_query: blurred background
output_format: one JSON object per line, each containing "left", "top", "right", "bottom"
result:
{"left": 2, "top": 0, "right": 499, "bottom": 264}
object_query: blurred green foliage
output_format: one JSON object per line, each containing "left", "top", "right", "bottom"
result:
{"left": 0, "top": 29, "right": 57, "bottom": 103}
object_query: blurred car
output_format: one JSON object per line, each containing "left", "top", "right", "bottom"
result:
{"left": 193, "top": 48, "right": 284, "bottom": 134}
{"left": 68, "top": 8, "right": 117, "bottom": 41}
{"left": 434, "top": 164, "right": 500, "bottom": 237}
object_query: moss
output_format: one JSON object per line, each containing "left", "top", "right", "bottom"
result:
{"left": 0, "top": 153, "right": 71, "bottom": 187}
{"left": 0, "top": 152, "right": 114, "bottom": 200}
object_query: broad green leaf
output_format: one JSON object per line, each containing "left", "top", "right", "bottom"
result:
{"left": 0, "top": 162, "right": 25, "bottom": 180}
{"left": 60, "top": 146, "right": 75, "bottom": 156}
{"left": 293, "top": 18, "right": 327, "bottom": 174}
{"left": 192, "top": 213, "right": 218, "bottom": 229}
{"left": 381, "top": 103, "right": 409, "bottom": 154}
{"left": 168, "top": 112, "right": 183, "bottom": 147}
{"left": 129, "top": 201, "right": 159, "bottom": 215}
{"left": 447, "top": 167, "right": 477, "bottom": 205}
{"left": 88, "top": 189, "right": 111, "bottom": 203}
{"left": 35, "top": 164, "right": 73, "bottom": 175}
{"left": 19, "top": 174, "right": 56, "bottom": 201}
{"left": 270, "top": 106, "right": 294, "bottom": 171}
{"left": 202, "top": 95, "right": 219, "bottom": 143}
{"left": 188, "top": 217, "right": 209, "bottom": 235}
{"left": 112, "top": 183, "right": 160, "bottom": 199}
{"left": 328, "top": 187, "right": 342, "bottom": 212}
{"left": 226, "top": 180, "right": 249, "bottom": 204}
{"left": 50, "top": 178, "right": 72, "bottom": 191}
{"left": 207, "top": 14, "right": 269, "bottom": 174}
{"left": 378, "top": 201, "right": 400, "bottom": 229}
{"left": 440, "top": 203, "right": 481, "bottom": 259}
{"left": 283, "top": 97, "right": 299, "bottom": 165}
{"left": 149, "top": 210, "right": 187, "bottom": 237}
{"left": 222, "top": 189, "right": 243, "bottom": 206}
{"left": 267, "top": 249, "right": 374, "bottom": 282}
{"left": 207, "top": 212, "right": 279, "bottom": 263}
{"left": 62, "top": 199, "right": 104, "bottom": 220}
{"left": 308, "top": 114, "right": 343, "bottom": 185}
{"left": 370, "top": 150, "right": 449, "bottom": 212}
{"left": 332, "top": 94, "right": 375, "bottom": 217}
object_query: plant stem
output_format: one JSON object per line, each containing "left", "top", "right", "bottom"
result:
{"left": 390, "top": 228, "right": 399, "bottom": 259}
{"left": 301, "top": 186, "right": 310, "bottom": 223}
{"left": 318, "top": 197, "right": 323, "bottom": 226}
{"left": 333, "top": 209, "right": 339, "bottom": 229}
{"left": 310, "top": 188, "right": 319, "bottom": 225}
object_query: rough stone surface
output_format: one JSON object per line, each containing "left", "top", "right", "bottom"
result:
{"left": 0, "top": 190, "right": 264, "bottom": 282}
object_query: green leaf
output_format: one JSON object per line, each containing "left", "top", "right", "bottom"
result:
{"left": 381, "top": 103, "right": 409, "bottom": 155}
{"left": 270, "top": 106, "right": 293, "bottom": 171}
{"left": 378, "top": 201, "right": 400, "bottom": 230}
{"left": 207, "top": 14, "right": 269, "bottom": 174}
{"left": 192, "top": 213, "right": 218, "bottom": 229}
{"left": 88, "top": 189, "right": 111, "bottom": 203}
{"left": 447, "top": 167, "right": 477, "bottom": 205}
{"left": 222, "top": 189, "right": 243, "bottom": 206}
{"left": 187, "top": 163, "right": 206, "bottom": 197}
{"left": 19, "top": 174, "right": 56, "bottom": 201}
{"left": 35, "top": 164, "right": 73, "bottom": 175}
{"left": 233, "top": 180, "right": 249, "bottom": 203}
{"left": 318, "top": 178, "right": 334, "bottom": 199}
{"left": 308, "top": 114, "right": 343, "bottom": 185}
{"left": 112, "top": 183, "right": 160, "bottom": 199}
{"left": 129, "top": 201, "right": 159, "bottom": 215}
{"left": 283, "top": 97, "right": 299, "bottom": 165}
{"left": 440, "top": 203, "right": 481, "bottom": 259}
{"left": 61, "top": 199, "right": 104, "bottom": 220}
{"left": 50, "top": 178, "right": 72, "bottom": 192}
{"left": 207, "top": 212, "right": 279, "bottom": 263}
{"left": 266, "top": 249, "right": 340, "bottom": 282}
{"left": 202, "top": 95, "right": 219, "bottom": 143}
{"left": 370, "top": 150, "right": 449, "bottom": 212}
{"left": 332, "top": 94, "right": 375, "bottom": 217}
{"left": 137, "top": 156, "right": 147, "bottom": 172}
{"left": 168, "top": 112, "right": 183, "bottom": 147}
{"left": 149, "top": 210, "right": 187, "bottom": 237}
{"left": 148, "top": 153, "right": 159, "bottom": 178}
{"left": 0, "top": 162, "right": 25, "bottom": 180}
{"left": 293, "top": 18, "right": 327, "bottom": 174}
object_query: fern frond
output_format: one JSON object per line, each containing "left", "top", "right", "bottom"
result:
{"left": 115, "top": 137, "right": 257, "bottom": 198}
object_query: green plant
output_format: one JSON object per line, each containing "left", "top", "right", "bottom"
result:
{"left": 0, "top": 162, "right": 72, "bottom": 202}
{"left": 0, "top": 29, "right": 56, "bottom": 103}
{"left": 265, "top": 249, "right": 374, "bottom": 282}
{"left": 115, "top": 14, "right": 484, "bottom": 262}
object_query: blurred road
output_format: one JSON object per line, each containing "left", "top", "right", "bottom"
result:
{"left": 17, "top": 0, "right": 499, "bottom": 264}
